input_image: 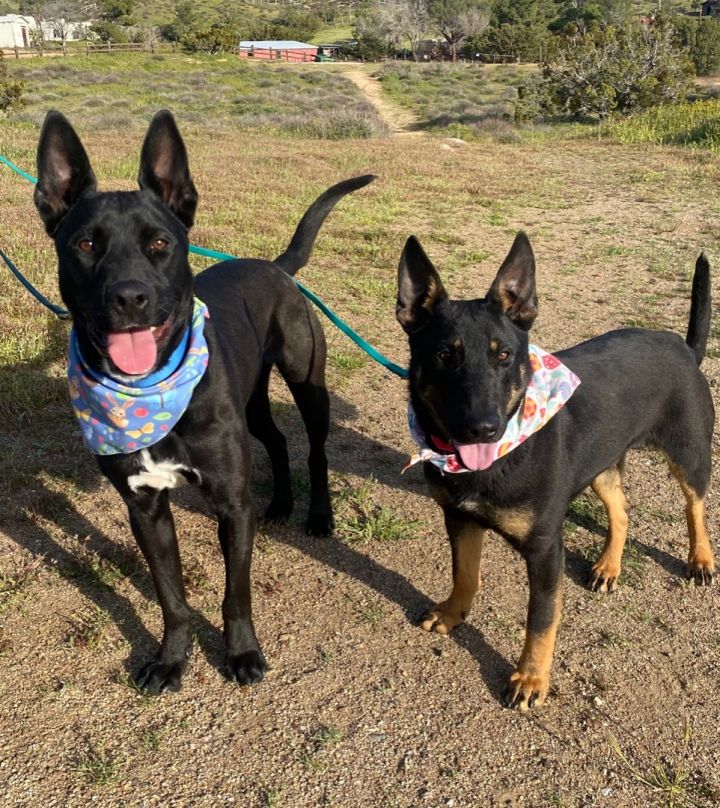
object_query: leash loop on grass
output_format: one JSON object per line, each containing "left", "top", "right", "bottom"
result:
{"left": 0, "top": 154, "right": 409, "bottom": 379}
{"left": 0, "top": 247, "right": 72, "bottom": 319}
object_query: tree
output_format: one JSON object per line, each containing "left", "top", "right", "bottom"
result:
{"left": 40, "top": 1, "right": 85, "bottom": 48}
{"left": 352, "top": 14, "right": 393, "bottom": 60}
{"left": 427, "top": 0, "right": 490, "bottom": 61}
{"left": 268, "top": 9, "right": 322, "bottom": 42}
{"left": 466, "top": 20, "right": 553, "bottom": 62}
{"left": 97, "top": 0, "right": 133, "bottom": 24}
{"left": 158, "top": 0, "right": 198, "bottom": 43}
{"left": 551, "top": 0, "right": 633, "bottom": 32}
{"left": 673, "top": 16, "right": 720, "bottom": 76}
{"left": 519, "top": 20, "right": 694, "bottom": 121}
{"left": 376, "top": 0, "right": 429, "bottom": 61}
{"left": 180, "top": 15, "right": 240, "bottom": 54}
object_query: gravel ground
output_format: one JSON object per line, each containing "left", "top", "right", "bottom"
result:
{"left": 1, "top": 129, "right": 719, "bottom": 807}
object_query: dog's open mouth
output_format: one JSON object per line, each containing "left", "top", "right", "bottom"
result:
{"left": 104, "top": 317, "right": 173, "bottom": 376}
{"left": 453, "top": 442, "right": 497, "bottom": 472}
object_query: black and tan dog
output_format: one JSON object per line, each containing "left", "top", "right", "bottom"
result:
{"left": 396, "top": 232, "right": 715, "bottom": 710}
{"left": 35, "top": 109, "right": 373, "bottom": 692}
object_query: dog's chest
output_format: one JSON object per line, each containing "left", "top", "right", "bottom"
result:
{"left": 128, "top": 449, "right": 201, "bottom": 493}
{"left": 429, "top": 480, "right": 533, "bottom": 542}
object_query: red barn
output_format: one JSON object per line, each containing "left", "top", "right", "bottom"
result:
{"left": 238, "top": 40, "right": 319, "bottom": 63}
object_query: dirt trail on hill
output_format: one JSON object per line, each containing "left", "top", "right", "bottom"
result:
{"left": 341, "top": 66, "right": 424, "bottom": 135}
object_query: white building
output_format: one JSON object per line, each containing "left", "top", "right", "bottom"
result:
{"left": 0, "top": 14, "right": 34, "bottom": 49}
{"left": 0, "top": 13, "right": 89, "bottom": 49}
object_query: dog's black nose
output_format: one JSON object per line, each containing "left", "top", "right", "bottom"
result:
{"left": 466, "top": 416, "right": 501, "bottom": 442}
{"left": 108, "top": 281, "right": 151, "bottom": 319}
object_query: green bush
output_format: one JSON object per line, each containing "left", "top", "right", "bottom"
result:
{"left": 90, "top": 20, "right": 129, "bottom": 43}
{"left": 0, "top": 58, "right": 23, "bottom": 112}
{"left": 673, "top": 16, "right": 720, "bottom": 77}
{"left": 517, "top": 20, "right": 694, "bottom": 121}
{"left": 181, "top": 22, "right": 238, "bottom": 54}
{"left": 465, "top": 22, "right": 554, "bottom": 62}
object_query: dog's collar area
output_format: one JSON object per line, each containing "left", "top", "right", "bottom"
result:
{"left": 404, "top": 344, "right": 581, "bottom": 475}
{"left": 67, "top": 297, "right": 210, "bottom": 456}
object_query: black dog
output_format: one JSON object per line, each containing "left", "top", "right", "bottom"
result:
{"left": 35, "top": 109, "right": 373, "bottom": 692}
{"left": 397, "top": 232, "right": 715, "bottom": 710}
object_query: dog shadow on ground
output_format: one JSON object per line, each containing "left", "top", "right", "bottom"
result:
{"left": 1, "top": 340, "right": 512, "bottom": 697}
{"left": 562, "top": 508, "right": 688, "bottom": 587}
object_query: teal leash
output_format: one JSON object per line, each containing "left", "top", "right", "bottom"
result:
{"left": 0, "top": 155, "right": 408, "bottom": 379}
{"left": 0, "top": 247, "right": 71, "bottom": 319}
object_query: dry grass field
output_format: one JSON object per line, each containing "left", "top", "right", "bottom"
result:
{"left": 1, "top": 57, "right": 720, "bottom": 807}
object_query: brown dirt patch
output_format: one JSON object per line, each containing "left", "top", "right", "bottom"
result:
{"left": 339, "top": 64, "right": 424, "bottom": 135}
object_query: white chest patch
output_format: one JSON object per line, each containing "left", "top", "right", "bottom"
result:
{"left": 128, "top": 449, "right": 201, "bottom": 493}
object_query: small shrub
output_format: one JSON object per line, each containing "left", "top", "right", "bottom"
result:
{"left": 0, "top": 57, "right": 23, "bottom": 112}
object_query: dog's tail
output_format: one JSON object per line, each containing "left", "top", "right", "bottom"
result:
{"left": 685, "top": 253, "right": 712, "bottom": 366}
{"left": 274, "top": 175, "right": 375, "bottom": 276}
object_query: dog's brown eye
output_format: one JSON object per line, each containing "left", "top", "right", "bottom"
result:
{"left": 437, "top": 349, "right": 451, "bottom": 363}
{"left": 77, "top": 238, "right": 94, "bottom": 253}
{"left": 149, "top": 238, "right": 169, "bottom": 254}
{"left": 498, "top": 350, "right": 511, "bottom": 362}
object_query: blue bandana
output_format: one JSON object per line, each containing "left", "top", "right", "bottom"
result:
{"left": 67, "top": 298, "right": 210, "bottom": 455}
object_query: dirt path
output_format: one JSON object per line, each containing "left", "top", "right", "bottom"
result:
{"left": 341, "top": 65, "right": 424, "bottom": 135}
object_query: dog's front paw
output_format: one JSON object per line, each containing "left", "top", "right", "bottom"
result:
{"left": 420, "top": 601, "right": 466, "bottom": 635}
{"left": 306, "top": 511, "right": 334, "bottom": 537}
{"left": 135, "top": 655, "right": 188, "bottom": 694}
{"left": 226, "top": 649, "right": 268, "bottom": 686}
{"left": 502, "top": 669, "right": 549, "bottom": 712}
{"left": 588, "top": 560, "right": 620, "bottom": 594}
{"left": 686, "top": 553, "right": 715, "bottom": 586}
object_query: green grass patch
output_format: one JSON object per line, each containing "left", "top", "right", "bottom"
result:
{"left": 376, "top": 62, "right": 535, "bottom": 139}
{"left": 74, "top": 742, "right": 124, "bottom": 786}
{"left": 8, "top": 54, "right": 387, "bottom": 139}
{"left": 607, "top": 99, "right": 720, "bottom": 151}
{"left": 334, "top": 476, "right": 420, "bottom": 544}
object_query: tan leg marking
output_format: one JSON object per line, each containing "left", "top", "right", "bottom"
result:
{"left": 422, "top": 519, "right": 484, "bottom": 635}
{"left": 505, "top": 588, "right": 562, "bottom": 712}
{"left": 588, "top": 463, "right": 629, "bottom": 593}
{"left": 669, "top": 464, "right": 715, "bottom": 585}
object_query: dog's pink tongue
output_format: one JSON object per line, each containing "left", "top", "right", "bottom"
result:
{"left": 455, "top": 441, "right": 499, "bottom": 472}
{"left": 106, "top": 329, "right": 157, "bottom": 375}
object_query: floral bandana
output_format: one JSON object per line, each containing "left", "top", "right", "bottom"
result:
{"left": 67, "top": 298, "right": 210, "bottom": 456}
{"left": 404, "top": 344, "right": 581, "bottom": 475}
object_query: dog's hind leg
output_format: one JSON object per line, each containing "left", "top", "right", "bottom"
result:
{"left": 286, "top": 377, "right": 333, "bottom": 536}
{"left": 588, "top": 459, "right": 629, "bottom": 593}
{"left": 668, "top": 462, "right": 715, "bottom": 585}
{"left": 124, "top": 489, "right": 193, "bottom": 693}
{"left": 421, "top": 509, "right": 484, "bottom": 635}
{"left": 246, "top": 364, "right": 293, "bottom": 524}
{"left": 277, "top": 306, "right": 333, "bottom": 536}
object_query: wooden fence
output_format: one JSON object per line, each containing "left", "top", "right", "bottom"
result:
{"left": 1, "top": 41, "right": 169, "bottom": 60}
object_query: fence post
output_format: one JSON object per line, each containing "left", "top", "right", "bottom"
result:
{"left": 14, "top": 46, "right": 19, "bottom": 60}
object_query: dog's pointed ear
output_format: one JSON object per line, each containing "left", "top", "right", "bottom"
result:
{"left": 487, "top": 232, "right": 538, "bottom": 330}
{"left": 138, "top": 110, "right": 197, "bottom": 229}
{"left": 397, "top": 236, "right": 447, "bottom": 333}
{"left": 34, "top": 110, "right": 97, "bottom": 236}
